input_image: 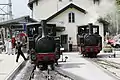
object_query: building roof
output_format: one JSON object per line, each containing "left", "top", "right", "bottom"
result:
{"left": 0, "top": 15, "right": 37, "bottom": 27}
{"left": 46, "top": 3, "right": 87, "bottom": 22}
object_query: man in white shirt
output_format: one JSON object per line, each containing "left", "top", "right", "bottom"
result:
{"left": 8, "top": 40, "right": 14, "bottom": 55}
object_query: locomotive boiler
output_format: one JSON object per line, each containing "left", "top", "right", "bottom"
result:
{"left": 26, "top": 20, "right": 61, "bottom": 70}
{"left": 77, "top": 23, "right": 102, "bottom": 57}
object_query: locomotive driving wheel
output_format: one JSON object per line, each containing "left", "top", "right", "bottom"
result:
{"left": 92, "top": 53, "right": 97, "bottom": 58}
{"left": 83, "top": 53, "right": 89, "bottom": 57}
{"left": 50, "top": 63, "right": 55, "bottom": 70}
{"left": 89, "top": 53, "right": 97, "bottom": 58}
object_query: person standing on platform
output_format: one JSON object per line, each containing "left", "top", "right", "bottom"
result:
{"left": 12, "top": 36, "right": 16, "bottom": 48}
{"left": 5, "top": 39, "right": 9, "bottom": 54}
{"left": 69, "top": 37, "right": 73, "bottom": 52}
{"left": 8, "top": 39, "right": 14, "bottom": 55}
{"left": 16, "top": 41, "right": 27, "bottom": 62}
{"left": 12, "top": 36, "right": 16, "bottom": 54}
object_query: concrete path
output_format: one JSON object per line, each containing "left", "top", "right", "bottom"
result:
{"left": 0, "top": 53, "right": 26, "bottom": 80}
{"left": 58, "top": 52, "right": 117, "bottom": 80}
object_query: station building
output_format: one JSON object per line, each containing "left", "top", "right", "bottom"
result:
{"left": 27, "top": 0, "right": 114, "bottom": 51}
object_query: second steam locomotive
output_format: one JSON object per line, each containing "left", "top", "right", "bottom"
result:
{"left": 77, "top": 23, "right": 102, "bottom": 57}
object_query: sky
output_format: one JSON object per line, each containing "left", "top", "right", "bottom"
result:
{"left": 0, "top": 0, "right": 31, "bottom": 19}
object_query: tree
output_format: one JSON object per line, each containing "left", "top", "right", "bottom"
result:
{"left": 97, "top": 14, "right": 117, "bottom": 36}
{"left": 116, "top": 0, "right": 120, "bottom": 5}
{"left": 115, "top": 0, "right": 120, "bottom": 34}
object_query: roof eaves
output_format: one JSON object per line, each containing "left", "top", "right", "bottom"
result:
{"left": 46, "top": 3, "right": 87, "bottom": 22}
{"left": 0, "top": 15, "right": 37, "bottom": 26}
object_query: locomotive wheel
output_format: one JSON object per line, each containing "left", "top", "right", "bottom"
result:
{"left": 44, "top": 65, "right": 48, "bottom": 70}
{"left": 83, "top": 54, "right": 85, "bottom": 57}
{"left": 89, "top": 53, "right": 97, "bottom": 58}
{"left": 81, "top": 52, "right": 86, "bottom": 57}
{"left": 88, "top": 53, "right": 92, "bottom": 58}
{"left": 85, "top": 54, "right": 89, "bottom": 57}
{"left": 115, "top": 44, "right": 120, "bottom": 48}
{"left": 82, "top": 53, "right": 88, "bottom": 57}
{"left": 51, "top": 63, "right": 55, "bottom": 70}
{"left": 85, "top": 53, "right": 92, "bottom": 58}
{"left": 31, "top": 72, "right": 34, "bottom": 79}
{"left": 36, "top": 64, "right": 39, "bottom": 68}
{"left": 55, "top": 60, "right": 58, "bottom": 66}
{"left": 40, "top": 64, "right": 48, "bottom": 70}
{"left": 92, "top": 53, "right": 97, "bottom": 58}
{"left": 31, "top": 65, "right": 36, "bottom": 79}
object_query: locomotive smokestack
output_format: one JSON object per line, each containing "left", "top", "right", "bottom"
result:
{"left": 88, "top": 23, "right": 93, "bottom": 34}
{"left": 41, "top": 20, "right": 47, "bottom": 36}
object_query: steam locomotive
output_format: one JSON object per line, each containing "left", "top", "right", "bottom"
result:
{"left": 77, "top": 23, "right": 102, "bottom": 57}
{"left": 26, "top": 20, "right": 61, "bottom": 70}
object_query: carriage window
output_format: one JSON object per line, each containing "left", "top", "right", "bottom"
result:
{"left": 27, "top": 28, "right": 36, "bottom": 37}
{"left": 93, "top": 28, "right": 98, "bottom": 34}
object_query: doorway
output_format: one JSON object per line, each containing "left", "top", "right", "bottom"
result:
{"left": 61, "top": 35, "right": 68, "bottom": 51}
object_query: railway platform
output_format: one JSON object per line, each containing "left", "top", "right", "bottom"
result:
{"left": 0, "top": 52, "right": 27, "bottom": 80}
{"left": 57, "top": 52, "right": 119, "bottom": 80}
{"left": 1, "top": 51, "right": 120, "bottom": 80}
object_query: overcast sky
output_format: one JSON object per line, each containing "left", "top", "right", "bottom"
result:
{"left": 0, "top": 0, "right": 31, "bottom": 19}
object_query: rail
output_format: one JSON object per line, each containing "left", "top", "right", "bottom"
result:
{"left": 92, "top": 59, "right": 120, "bottom": 80}
{"left": 85, "top": 58, "right": 120, "bottom": 80}
{"left": 12, "top": 61, "right": 74, "bottom": 80}
{"left": 5, "top": 61, "right": 26, "bottom": 80}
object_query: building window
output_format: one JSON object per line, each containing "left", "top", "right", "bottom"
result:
{"left": 93, "top": 0, "right": 100, "bottom": 5}
{"left": 36, "top": 0, "right": 38, "bottom": 6}
{"left": 72, "top": 13, "right": 75, "bottom": 22}
{"left": 68, "top": 13, "right": 71, "bottom": 23}
{"left": 59, "top": 0, "right": 62, "bottom": 2}
{"left": 68, "top": 12, "right": 75, "bottom": 23}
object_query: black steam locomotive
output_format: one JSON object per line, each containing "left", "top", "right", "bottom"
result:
{"left": 26, "top": 20, "right": 61, "bottom": 70}
{"left": 77, "top": 23, "right": 102, "bottom": 57}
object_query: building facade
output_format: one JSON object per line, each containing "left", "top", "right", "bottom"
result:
{"left": 28, "top": 0, "right": 115, "bottom": 51}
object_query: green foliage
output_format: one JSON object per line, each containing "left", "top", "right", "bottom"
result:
{"left": 116, "top": 0, "right": 120, "bottom": 5}
{"left": 97, "top": 17, "right": 109, "bottom": 25}
{"left": 116, "top": 0, "right": 120, "bottom": 10}
{"left": 97, "top": 15, "right": 117, "bottom": 36}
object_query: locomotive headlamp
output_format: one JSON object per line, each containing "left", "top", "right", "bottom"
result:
{"left": 31, "top": 54, "right": 36, "bottom": 61}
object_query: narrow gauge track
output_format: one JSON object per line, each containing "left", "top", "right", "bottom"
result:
{"left": 13, "top": 61, "right": 73, "bottom": 80}
{"left": 86, "top": 58, "right": 120, "bottom": 80}
{"left": 30, "top": 66, "right": 73, "bottom": 80}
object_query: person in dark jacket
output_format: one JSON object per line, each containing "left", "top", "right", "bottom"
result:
{"left": 16, "top": 42, "right": 27, "bottom": 62}
{"left": 55, "top": 43, "right": 60, "bottom": 65}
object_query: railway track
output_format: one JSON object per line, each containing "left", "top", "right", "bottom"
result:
{"left": 87, "top": 58, "right": 120, "bottom": 80}
{"left": 13, "top": 61, "right": 73, "bottom": 80}
{"left": 30, "top": 66, "right": 73, "bottom": 80}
